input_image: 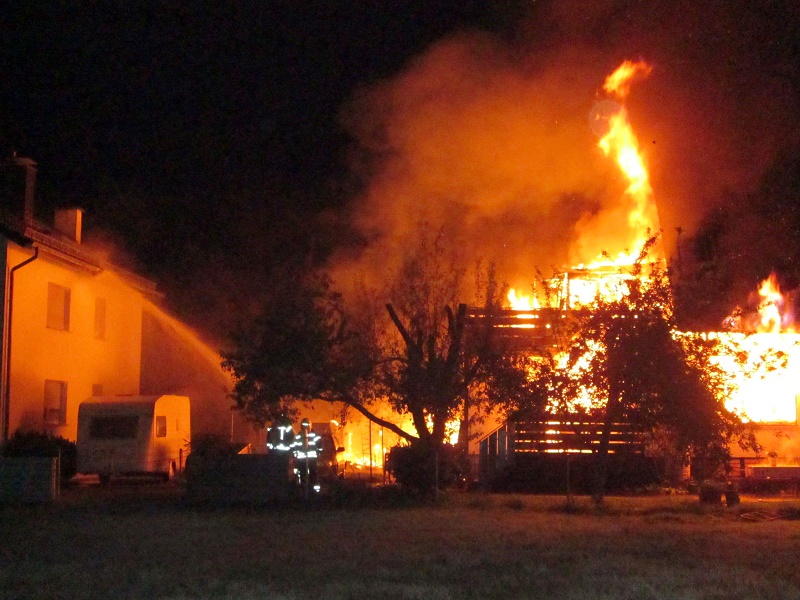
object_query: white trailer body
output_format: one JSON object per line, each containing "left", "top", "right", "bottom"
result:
{"left": 77, "top": 395, "right": 190, "bottom": 481}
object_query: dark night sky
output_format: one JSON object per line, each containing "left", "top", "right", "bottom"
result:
{"left": 2, "top": 2, "right": 529, "bottom": 336}
{"left": 3, "top": 1, "right": 800, "bottom": 337}
{"left": 2, "top": 2, "right": 524, "bottom": 206}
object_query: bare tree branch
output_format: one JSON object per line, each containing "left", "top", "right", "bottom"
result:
{"left": 324, "top": 395, "right": 416, "bottom": 442}
{"left": 386, "top": 303, "right": 413, "bottom": 348}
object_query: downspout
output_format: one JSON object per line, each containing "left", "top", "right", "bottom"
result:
{"left": 3, "top": 246, "right": 39, "bottom": 442}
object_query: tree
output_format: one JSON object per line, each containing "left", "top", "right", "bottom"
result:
{"left": 377, "top": 230, "right": 543, "bottom": 474}
{"left": 221, "top": 269, "right": 402, "bottom": 435}
{"left": 553, "top": 238, "right": 758, "bottom": 505}
{"left": 222, "top": 226, "right": 545, "bottom": 492}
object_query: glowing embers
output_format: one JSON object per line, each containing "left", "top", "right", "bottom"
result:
{"left": 341, "top": 429, "right": 387, "bottom": 469}
{"left": 496, "top": 311, "right": 554, "bottom": 331}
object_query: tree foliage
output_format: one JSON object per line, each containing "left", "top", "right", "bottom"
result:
{"left": 552, "top": 238, "right": 758, "bottom": 503}
{"left": 222, "top": 226, "right": 546, "bottom": 491}
{"left": 372, "top": 227, "right": 548, "bottom": 465}
{"left": 222, "top": 271, "right": 376, "bottom": 427}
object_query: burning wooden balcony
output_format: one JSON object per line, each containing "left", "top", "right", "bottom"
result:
{"left": 480, "top": 417, "right": 645, "bottom": 460}
{"left": 465, "top": 306, "right": 575, "bottom": 353}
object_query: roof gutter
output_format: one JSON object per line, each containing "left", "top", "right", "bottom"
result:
{"left": 3, "top": 246, "right": 39, "bottom": 442}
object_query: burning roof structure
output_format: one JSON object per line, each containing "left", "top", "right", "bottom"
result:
{"left": 465, "top": 61, "right": 800, "bottom": 482}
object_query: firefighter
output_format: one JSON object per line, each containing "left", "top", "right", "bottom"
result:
{"left": 267, "top": 416, "right": 295, "bottom": 453}
{"left": 292, "top": 418, "right": 321, "bottom": 496}
{"left": 267, "top": 416, "right": 295, "bottom": 483}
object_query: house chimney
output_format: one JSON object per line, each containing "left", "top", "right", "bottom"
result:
{"left": 1, "top": 156, "right": 36, "bottom": 227}
{"left": 54, "top": 207, "right": 83, "bottom": 244}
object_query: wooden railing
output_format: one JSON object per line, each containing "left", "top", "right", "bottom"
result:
{"left": 512, "top": 419, "right": 645, "bottom": 454}
{"left": 478, "top": 418, "right": 645, "bottom": 458}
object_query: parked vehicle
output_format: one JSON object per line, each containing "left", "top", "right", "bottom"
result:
{"left": 77, "top": 395, "right": 190, "bottom": 484}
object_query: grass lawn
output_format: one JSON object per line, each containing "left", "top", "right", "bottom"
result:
{"left": 1, "top": 484, "right": 799, "bottom": 599}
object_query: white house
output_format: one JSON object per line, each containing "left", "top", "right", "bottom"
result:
{"left": 0, "top": 157, "right": 252, "bottom": 445}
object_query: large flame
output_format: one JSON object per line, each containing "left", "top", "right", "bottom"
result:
{"left": 721, "top": 273, "right": 800, "bottom": 423}
{"left": 507, "top": 288, "right": 539, "bottom": 311}
{"left": 508, "top": 61, "right": 661, "bottom": 311}
{"left": 508, "top": 62, "right": 660, "bottom": 309}
{"left": 505, "top": 62, "right": 800, "bottom": 427}
{"left": 603, "top": 60, "right": 652, "bottom": 98}
{"left": 720, "top": 332, "right": 800, "bottom": 423}
{"left": 595, "top": 60, "right": 660, "bottom": 266}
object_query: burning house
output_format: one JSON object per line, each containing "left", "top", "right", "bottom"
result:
{"left": 470, "top": 61, "right": 800, "bottom": 489}
{"left": 314, "top": 56, "right": 800, "bottom": 488}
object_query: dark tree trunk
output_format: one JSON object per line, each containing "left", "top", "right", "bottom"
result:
{"left": 592, "top": 392, "right": 620, "bottom": 506}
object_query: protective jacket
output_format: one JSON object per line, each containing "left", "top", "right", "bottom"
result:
{"left": 292, "top": 427, "right": 321, "bottom": 459}
{"left": 267, "top": 420, "right": 295, "bottom": 453}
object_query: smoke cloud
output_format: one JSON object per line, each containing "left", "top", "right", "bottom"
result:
{"left": 333, "top": 1, "right": 800, "bottom": 298}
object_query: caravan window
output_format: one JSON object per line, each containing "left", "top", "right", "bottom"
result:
{"left": 155, "top": 416, "right": 166, "bottom": 437}
{"left": 90, "top": 416, "right": 138, "bottom": 439}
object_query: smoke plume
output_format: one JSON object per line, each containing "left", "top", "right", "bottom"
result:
{"left": 333, "top": 0, "right": 800, "bottom": 299}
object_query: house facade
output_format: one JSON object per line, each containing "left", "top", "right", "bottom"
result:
{"left": 0, "top": 158, "right": 157, "bottom": 442}
{"left": 0, "top": 157, "right": 253, "bottom": 445}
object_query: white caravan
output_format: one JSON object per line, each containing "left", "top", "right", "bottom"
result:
{"left": 77, "top": 395, "right": 190, "bottom": 484}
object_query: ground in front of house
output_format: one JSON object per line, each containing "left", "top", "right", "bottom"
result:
{"left": 2, "top": 480, "right": 799, "bottom": 600}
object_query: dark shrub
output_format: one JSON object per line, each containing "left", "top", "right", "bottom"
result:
{"left": 189, "top": 434, "right": 246, "bottom": 457}
{"left": 486, "top": 453, "right": 661, "bottom": 494}
{"left": 2, "top": 430, "right": 77, "bottom": 482}
{"left": 387, "top": 443, "right": 467, "bottom": 494}
{"left": 698, "top": 480, "right": 723, "bottom": 504}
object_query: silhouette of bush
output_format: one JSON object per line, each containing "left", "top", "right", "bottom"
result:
{"left": 188, "top": 434, "right": 247, "bottom": 456}
{"left": 2, "top": 430, "right": 77, "bottom": 482}
{"left": 387, "top": 443, "right": 466, "bottom": 494}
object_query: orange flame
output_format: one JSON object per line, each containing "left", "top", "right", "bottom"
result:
{"left": 507, "top": 288, "right": 539, "bottom": 311}
{"left": 506, "top": 62, "right": 661, "bottom": 312}
{"left": 603, "top": 60, "right": 652, "bottom": 99}
{"left": 596, "top": 62, "right": 658, "bottom": 260}
{"left": 508, "top": 62, "right": 800, "bottom": 426}
{"left": 757, "top": 273, "right": 794, "bottom": 333}
{"left": 720, "top": 274, "right": 799, "bottom": 424}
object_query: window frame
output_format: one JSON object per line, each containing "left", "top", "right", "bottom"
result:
{"left": 155, "top": 415, "right": 167, "bottom": 438}
{"left": 43, "top": 379, "right": 67, "bottom": 427}
{"left": 46, "top": 283, "right": 71, "bottom": 331}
